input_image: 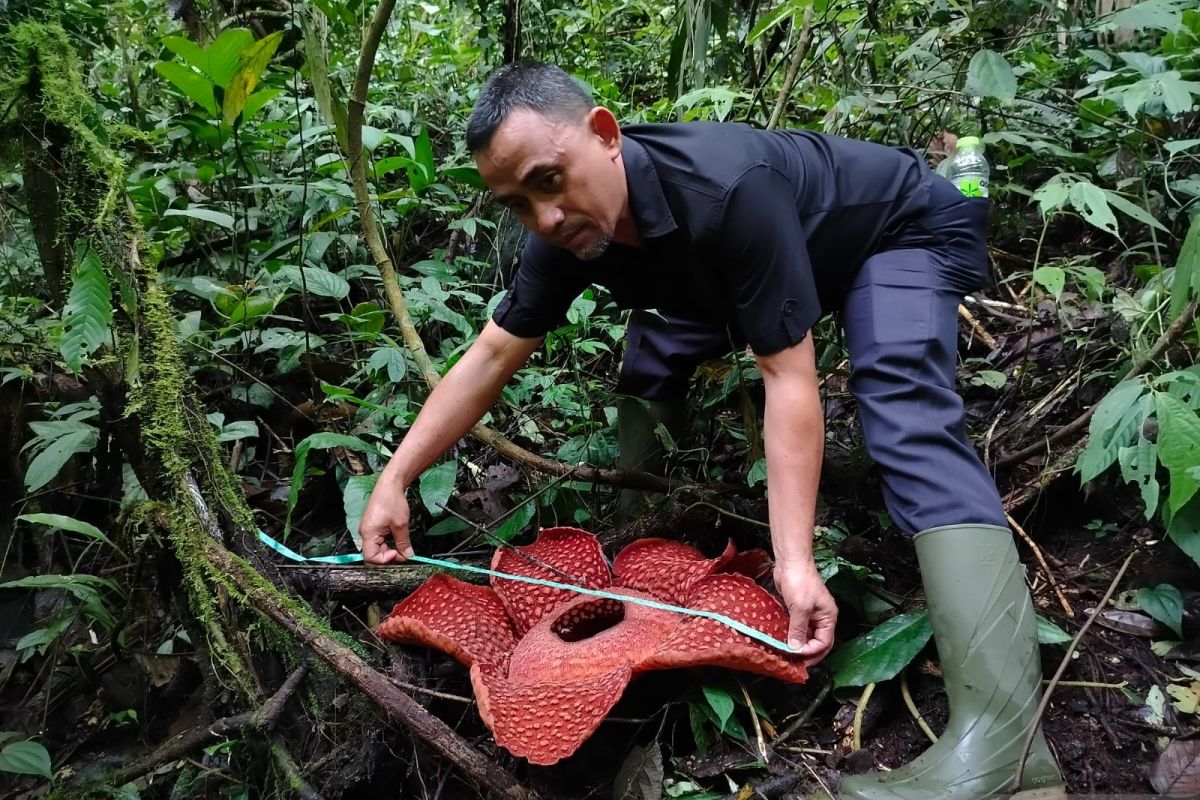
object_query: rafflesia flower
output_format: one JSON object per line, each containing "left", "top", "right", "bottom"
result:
{"left": 378, "top": 527, "right": 807, "bottom": 764}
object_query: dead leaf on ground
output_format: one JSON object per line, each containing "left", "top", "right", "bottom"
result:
{"left": 1150, "top": 737, "right": 1200, "bottom": 797}
{"left": 613, "top": 742, "right": 664, "bottom": 800}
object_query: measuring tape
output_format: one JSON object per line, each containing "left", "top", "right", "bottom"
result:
{"left": 257, "top": 530, "right": 798, "bottom": 653}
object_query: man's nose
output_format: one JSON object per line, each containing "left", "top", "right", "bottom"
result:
{"left": 533, "top": 202, "right": 564, "bottom": 235}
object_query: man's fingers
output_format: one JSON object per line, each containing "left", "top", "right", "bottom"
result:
{"left": 787, "top": 608, "right": 812, "bottom": 653}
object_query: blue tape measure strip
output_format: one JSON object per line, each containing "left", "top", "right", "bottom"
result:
{"left": 256, "top": 530, "right": 797, "bottom": 653}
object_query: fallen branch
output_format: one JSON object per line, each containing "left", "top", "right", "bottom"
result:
{"left": 998, "top": 299, "right": 1198, "bottom": 470}
{"left": 97, "top": 663, "right": 310, "bottom": 788}
{"left": 345, "top": 0, "right": 674, "bottom": 493}
{"left": 184, "top": 474, "right": 538, "bottom": 800}
{"left": 281, "top": 563, "right": 485, "bottom": 599}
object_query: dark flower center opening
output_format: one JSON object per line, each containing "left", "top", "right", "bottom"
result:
{"left": 550, "top": 598, "right": 625, "bottom": 642}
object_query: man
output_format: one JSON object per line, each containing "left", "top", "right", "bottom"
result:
{"left": 360, "top": 62, "right": 1064, "bottom": 800}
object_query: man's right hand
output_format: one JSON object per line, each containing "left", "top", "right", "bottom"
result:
{"left": 360, "top": 475, "right": 415, "bottom": 564}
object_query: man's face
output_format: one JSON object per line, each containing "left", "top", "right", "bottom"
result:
{"left": 475, "top": 107, "right": 626, "bottom": 261}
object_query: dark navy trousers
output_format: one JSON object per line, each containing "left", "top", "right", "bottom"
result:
{"left": 615, "top": 179, "right": 1007, "bottom": 534}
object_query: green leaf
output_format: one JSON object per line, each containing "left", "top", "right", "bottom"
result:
{"left": 206, "top": 28, "right": 256, "bottom": 88}
{"left": 965, "top": 49, "right": 1017, "bottom": 104}
{"left": 164, "top": 207, "right": 236, "bottom": 230}
{"left": 18, "top": 513, "right": 119, "bottom": 553}
{"left": 1, "top": 574, "right": 118, "bottom": 608}
{"left": 0, "top": 740, "right": 52, "bottom": 780}
{"left": 1170, "top": 215, "right": 1200, "bottom": 322}
{"left": 702, "top": 685, "right": 736, "bottom": 733}
{"left": 242, "top": 87, "right": 282, "bottom": 121}
{"left": 688, "top": 702, "right": 714, "bottom": 756}
{"left": 1138, "top": 584, "right": 1184, "bottom": 638}
{"left": 25, "top": 427, "right": 97, "bottom": 493}
{"left": 493, "top": 501, "right": 536, "bottom": 543}
{"left": 1167, "top": 494, "right": 1200, "bottom": 567}
{"left": 1102, "top": 190, "right": 1168, "bottom": 233}
{"left": 1036, "top": 615, "right": 1072, "bottom": 645}
{"left": 286, "top": 433, "right": 383, "bottom": 538}
{"left": 1069, "top": 181, "right": 1119, "bottom": 235}
{"left": 154, "top": 61, "right": 218, "bottom": 116}
{"left": 1096, "top": 0, "right": 1188, "bottom": 32}
{"left": 276, "top": 264, "right": 350, "bottom": 301}
{"left": 425, "top": 517, "right": 470, "bottom": 537}
{"left": 825, "top": 610, "right": 934, "bottom": 688}
{"left": 1033, "top": 177, "right": 1070, "bottom": 216}
{"left": 408, "top": 127, "right": 436, "bottom": 193}
{"left": 748, "top": 0, "right": 801, "bottom": 43}
{"left": 747, "top": 457, "right": 767, "bottom": 487}
{"left": 1155, "top": 393, "right": 1200, "bottom": 513}
{"left": 223, "top": 31, "right": 284, "bottom": 125}
{"left": 60, "top": 247, "right": 112, "bottom": 374}
{"left": 366, "top": 348, "right": 406, "bottom": 381}
{"left": 343, "top": 473, "right": 379, "bottom": 548}
{"left": 1032, "top": 266, "right": 1066, "bottom": 300}
{"left": 161, "top": 35, "right": 209, "bottom": 73}
{"left": 419, "top": 461, "right": 457, "bottom": 514}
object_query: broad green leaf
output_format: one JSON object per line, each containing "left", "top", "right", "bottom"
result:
{"left": 154, "top": 61, "right": 218, "bottom": 116}
{"left": 223, "top": 31, "right": 284, "bottom": 125}
{"left": 1095, "top": 0, "right": 1188, "bottom": 32}
{"left": 965, "top": 49, "right": 1017, "bottom": 104}
{"left": 1170, "top": 215, "right": 1200, "bottom": 322}
{"left": 0, "top": 740, "right": 52, "bottom": 780}
{"left": 702, "top": 685, "right": 736, "bottom": 733}
{"left": 60, "top": 247, "right": 112, "bottom": 373}
{"left": 419, "top": 461, "right": 457, "bottom": 514}
{"left": 747, "top": 457, "right": 768, "bottom": 487}
{"left": 748, "top": 0, "right": 801, "bottom": 42}
{"left": 492, "top": 501, "right": 536, "bottom": 543}
{"left": 826, "top": 610, "right": 933, "bottom": 688}
{"left": 164, "top": 207, "right": 236, "bottom": 230}
{"left": 688, "top": 702, "right": 714, "bottom": 756}
{"left": 366, "top": 348, "right": 406, "bottom": 382}
{"left": 1032, "top": 266, "right": 1065, "bottom": 300}
{"left": 344, "top": 302, "right": 386, "bottom": 335}
{"left": 408, "top": 127, "right": 436, "bottom": 193}
{"left": 1102, "top": 190, "right": 1168, "bottom": 233}
{"left": 1, "top": 574, "right": 118, "bottom": 609}
{"left": 1157, "top": 72, "right": 1200, "bottom": 116}
{"left": 242, "top": 87, "right": 282, "bottom": 122}
{"left": 343, "top": 473, "right": 379, "bottom": 548}
{"left": 18, "top": 513, "right": 119, "bottom": 553}
{"left": 161, "top": 35, "right": 209, "bottom": 73}
{"left": 25, "top": 427, "right": 97, "bottom": 493}
{"left": 1137, "top": 584, "right": 1184, "bottom": 638}
{"left": 286, "top": 433, "right": 383, "bottom": 538}
{"left": 1033, "top": 177, "right": 1070, "bottom": 216}
{"left": 1069, "top": 181, "right": 1119, "bottom": 235}
{"left": 424, "top": 517, "right": 470, "bottom": 537}
{"left": 206, "top": 28, "right": 256, "bottom": 88}
{"left": 1036, "top": 615, "right": 1072, "bottom": 645}
{"left": 1155, "top": 393, "right": 1200, "bottom": 513}
{"left": 1167, "top": 495, "right": 1200, "bottom": 567}
{"left": 277, "top": 264, "right": 350, "bottom": 300}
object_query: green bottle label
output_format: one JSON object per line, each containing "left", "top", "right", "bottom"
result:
{"left": 955, "top": 177, "right": 988, "bottom": 198}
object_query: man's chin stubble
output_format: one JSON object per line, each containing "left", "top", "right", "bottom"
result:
{"left": 574, "top": 234, "right": 612, "bottom": 261}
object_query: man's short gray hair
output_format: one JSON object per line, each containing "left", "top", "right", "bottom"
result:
{"left": 466, "top": 61, "right": 594, "bottom": 154}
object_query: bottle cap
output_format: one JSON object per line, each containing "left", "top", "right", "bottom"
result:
{"left": 957, "top": 136, "right": 982, "bottom": 151}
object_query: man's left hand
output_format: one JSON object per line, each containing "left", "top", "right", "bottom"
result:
{"left": 773, "top": 559, "right": 837, "bottom": 663}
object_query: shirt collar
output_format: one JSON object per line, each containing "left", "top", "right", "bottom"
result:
{"left": 621, "top": 134, "right": 678, "bottom": 239}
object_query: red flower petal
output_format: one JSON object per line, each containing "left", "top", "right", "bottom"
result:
{"left": 472, "top": 661, "right": 632, "bottom": 766}
{"left": 718, "top": 548, "right": 772, "bottom": 580}
{"left": 643, "top": 573, "right": 808, "bottom": 684}
{"left": 612, "top": 537, "right": 737, "bottom": 603}
{"left": 378, "top": 574, "right": 516, "bottom": 669}
{"left": 491, "top": 527, "right": 612, "bottom": 635}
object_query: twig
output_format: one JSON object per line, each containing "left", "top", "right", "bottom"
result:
{"left": 345, "top": 0, "right": 673, "bottom": 494}
{"left": 957, "top": 304, "right": 999, "bottom": 350}
{"left": 900, "top": 670, "right": 937, "bottom": 744}
{"left": 851, "top": 682, "right": 876, "bottom": 752}
{"left": 95, "top": 663, "right": 309, "bottom": 788}
{"left": 771, "top": 682, "right": 831, "bottom": 746}
{"left": 269, "top": 736, "right": 326, "bottom": 800}
{"left": 682, "top": 500, "right": 770, "bottom": 529}
{"left": 998, "top": 299, "right": 1198, "bottom": 469}
{"left": 1005, "top": 513, "right": 1074, "bottom": 619}
{"left": 738, "top": 679, "right": 769, "bottom": 764}
{"left": 1013, "top": 551, "right": 1136, "bottom": 790}
{"left": 766, "top": 6, "right": 814, "bottom": 131}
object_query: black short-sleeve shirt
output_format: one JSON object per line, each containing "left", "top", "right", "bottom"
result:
{"left": 492, "top": 122, "right": 935, "bottom": 355}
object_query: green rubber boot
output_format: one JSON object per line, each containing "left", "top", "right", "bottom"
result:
{"left": 616, "top": 397, "right": 683, "bottom": 518}
{"left": 839, "top": 524, "right": 1065, "bottom": 800}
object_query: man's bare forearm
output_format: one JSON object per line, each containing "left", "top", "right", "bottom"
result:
{"left": 757, "top": 337, "right": 824, "bottom": 564}
{"left": 383, "top": 321, "right": 540, "bottom": 487}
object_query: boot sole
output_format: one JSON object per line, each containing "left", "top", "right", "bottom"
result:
{"left": 1008, "top": 788, "right": 1067, "bottom": 800}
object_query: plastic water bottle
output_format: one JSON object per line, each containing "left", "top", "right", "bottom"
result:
{"left": 944, "top": 135, "right": 990, "bottom": 198}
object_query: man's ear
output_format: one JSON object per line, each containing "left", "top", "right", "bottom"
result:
{"left": 586, "top": 106, "right": 621, "bottom": 155}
